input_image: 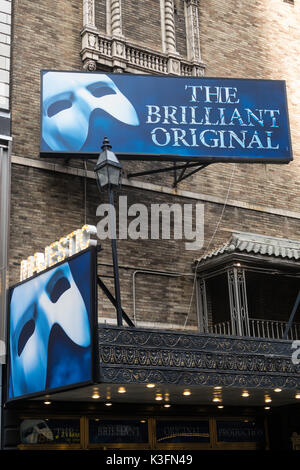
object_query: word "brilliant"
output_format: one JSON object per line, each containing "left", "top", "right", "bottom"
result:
{"left": 20, "top": 225, "right": 97, "bottom": 281}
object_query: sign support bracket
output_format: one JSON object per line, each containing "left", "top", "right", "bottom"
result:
{"left": 97, "top": 275, "right": 135, "bottom": 328}
{"left": 127, "top": 162, "right": 211, "bottom": 187}
{"left": 283, "top": 289, "right": 300, "bottom": 339}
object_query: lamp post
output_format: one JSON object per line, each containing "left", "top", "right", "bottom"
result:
{"left": 94, "top": 137, "right": 123, "bottom": 327}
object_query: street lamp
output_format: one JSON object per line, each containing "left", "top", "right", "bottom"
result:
{"left": 94, "top": 137, "right": 123, "bottom": 326}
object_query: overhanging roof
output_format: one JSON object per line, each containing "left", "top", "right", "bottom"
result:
{"left": 195, "top": 232, "right": 300, "bottom": 266}
{"left": 28, "top": 325, "right": 300, "bottom": 407}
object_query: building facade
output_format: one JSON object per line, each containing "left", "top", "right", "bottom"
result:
{"left": 1, "top": 0, "right": 300, "bottom": 450}
{"left": 0, "top": 0, "right": 12, "bottom": 451}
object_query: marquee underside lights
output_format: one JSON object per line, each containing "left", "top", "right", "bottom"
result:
{"left": 20, "top": 225, "right": 97, "bottom": 281}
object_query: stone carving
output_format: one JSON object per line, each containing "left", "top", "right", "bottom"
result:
{"left": 126, "top": 45, "right": 168, "bottom": 73}
{"left": 164, "top": 0, "right": 177, "bottom": 53}
{"left": 111, "top": 0, "right": 122, "bottom": 36}
{"left": 113, "top": 67, "right": 124, "bottom": 73}
{"left": 99, "top": 36, "right": 112, "bottom": 56}
{"left": 81, "top": 0, "right": 205, "bottom": 75}
{"left": 83, "top": 0, "right": 95, "bottom": 27}
{"left": 115, "top": 41, "right": 124, "bottom": 56}
{"left": 88, "top": 34, "right": 96, "bottom": 48}
{"left": 193, "top": 65, "right": 205, "bottom": 76}
{"left": 83, "top": 59, "right": 97, "bottom": 71}
{"left": 185, "top": 0, "right": 201, "bottom": 62}
{"left": 172, "top": 59, "right": 180, "bottom": 73}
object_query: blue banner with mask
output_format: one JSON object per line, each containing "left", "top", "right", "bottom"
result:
{"left": 8, "top": 250, "right": 94, "bottom": 400}
{"left": 40, "top": 70, "right": 292, "bottom": 163}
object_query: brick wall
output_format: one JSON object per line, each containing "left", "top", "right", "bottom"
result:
{"left": 95, "top": 0, "right": 106, "bottom": 31}
{"left": 9, "top": 162, "right": 300, "bottom": 328}
{"left": 122, "top": 0, "right": 162, "bottom": 51}
{"left": 174, "top": 0, "right": 187, "bottom": 57}
{"left": 8, "top": 0, "right": 300, "bottom": 328}
{"left": 11, "top": 0, "right": 82, "bottom": 159}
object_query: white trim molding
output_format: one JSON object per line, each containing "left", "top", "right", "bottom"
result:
{"left": 83, "top": 0, "right": 96, "bottom": 29}
{"left": 185, "top": 0, "right": 202, "bottom": 63}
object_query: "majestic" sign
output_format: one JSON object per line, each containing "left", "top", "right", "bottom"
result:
{"left": 20, "top": 225, "right": 97, "bottom": 281}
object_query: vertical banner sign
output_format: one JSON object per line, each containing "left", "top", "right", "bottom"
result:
{"left": 40, "top": 71, "right": 292, "bottom": 163}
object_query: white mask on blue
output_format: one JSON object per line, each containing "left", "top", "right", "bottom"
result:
{"left": 9, "top": 263, "right": 90, "bottom": 397}
{"left": 20, "top": 420, "right": 53, "bottom": 444}
{"left": 42, "top": 72, "right": 139, "bottom": 151}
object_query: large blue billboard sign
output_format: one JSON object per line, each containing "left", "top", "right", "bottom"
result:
{"left": 40, "top": 70, "right": 292, "bottom": 163}
{"left": 7, "top": 248, "right": 97, "bottom": 400}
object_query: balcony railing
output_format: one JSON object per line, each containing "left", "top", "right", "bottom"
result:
{"left": 210, "top": 319, "right": 300, "bottom": 341}
{"left": 81, "top": 30, "right": 205, "bottom": 76}
{"left": 125, "top": 44, "right": 168, "bottom": 74}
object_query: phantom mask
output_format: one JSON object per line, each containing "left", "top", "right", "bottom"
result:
{"left": 20, "top": 420, "right": 53, "bottom": 444}
{"left": 42, "top": 72, "right": 139, "bottom": 151}
{"left": 9, "top": 261, "right": 91, "bottom": 398}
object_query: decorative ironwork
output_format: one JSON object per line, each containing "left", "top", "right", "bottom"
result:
{"left": 100, "top": 367, "right": 300, "bottom": 389}
{"left": 196, "top": 278, "right": 209, "bottom": 332}
{"left": 227, "top": 267, "right": 250, "bottom": 336}
{"left": 100, "top": 345, "right": 298, "bottom": 374}
{"left": 98, "top": 326, "right": 294, "bottom": 355}
{"left": 98, "top": 326, "right": 300, "bottom": 389}
{"left": 210, "top": 319, "right": 300, "bottom": 340}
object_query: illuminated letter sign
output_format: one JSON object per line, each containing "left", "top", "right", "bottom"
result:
{"left": 20, "top": 225, "right": 97, "bottom": 281}
{"left": 40, "top": 70, "right": 292, "bottom": 163}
